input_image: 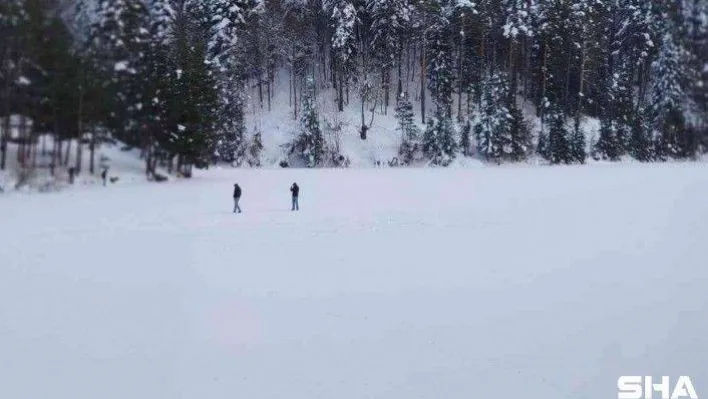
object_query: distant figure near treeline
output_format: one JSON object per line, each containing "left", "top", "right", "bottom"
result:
{"left": 233, "top": 183, "right": 242, "bottom": 213}
{"left": 290, "top": 182, "right": 299, "bottom": 211}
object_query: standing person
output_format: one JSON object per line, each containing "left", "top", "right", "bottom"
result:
{"left": 101, "top": 168, "right": 108, "bottom": 186}
{"left": 233, "top": 183, "right": 242, "bottom": 213}
{"left": 290, "top": 182, "right": 299, "bottom": 211}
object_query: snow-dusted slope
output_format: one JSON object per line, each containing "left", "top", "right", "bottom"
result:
{"left": 242, "top": 72, "right": 602, "bottom": 168}
{"left": 1, "top": 163, "right": 706, "bottom": 399}
{"left": 244, "top": 71, "right": 409, "bottom": 167}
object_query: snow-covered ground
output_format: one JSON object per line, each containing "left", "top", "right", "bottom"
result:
{"left": 1, "top": 163, "right": 707, "bottom": 399}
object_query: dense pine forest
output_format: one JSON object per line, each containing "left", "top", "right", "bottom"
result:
{"left": 0, "top": 0, "right": 706, "bottom": 177}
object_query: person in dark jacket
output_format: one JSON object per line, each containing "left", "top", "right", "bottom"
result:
{"left": 233, "top": 184, "right": 242, "bottom": 213}
{"left": 101, "top": 168, "right": 108, "bottom": 186}
{"left": 290, "top": 182, "right": 299, "bottom": 211}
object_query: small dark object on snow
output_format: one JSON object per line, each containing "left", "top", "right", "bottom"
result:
{"left": 110, "top": 176, "right": 119, "bottom": 184}
{"left": 153, "top": 173, "right": 168, "bottom": 182}
{"left": 279, "top": 160, "right": 289, "bottom": 168}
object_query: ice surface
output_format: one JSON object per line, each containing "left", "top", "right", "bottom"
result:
{"left": 1, "top": 163, "right": 707, "bottom": 399}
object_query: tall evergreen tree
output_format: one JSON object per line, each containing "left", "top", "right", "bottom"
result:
{"left": 426, "top": 17, "right": 455, "bottom": 118}
{"left": 546, "top": 103, "right": 571, "bottom": 164}
{"left": 89, "top": 0, "right": 151, "bottom": 146}
{"left": 459, "top": 118, "right": 472, "bottom": 157}
{"left": 423, "top": 109, "right": 457, "bottom": 166}
{"left": 206, "top": 0, "right": 260, "bottom": 164}
{"left": 651, "top": 29, "right": 690, "bottom": 159}
{"left": 395, "top": 92, "right": 421, "bottom": 164}
{"left": 291, "top": 77, "right": 324, "bottom": 167}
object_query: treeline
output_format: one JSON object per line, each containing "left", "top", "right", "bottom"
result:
{"left": 0, "top": 0, "right": 706, "bottom": 175}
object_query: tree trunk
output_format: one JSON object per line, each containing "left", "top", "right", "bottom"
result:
{"left": 457, "top": 33, "right": 464, "bottom": 121}
{"left": 56, "top": 138, "right": 62, "bottom": 169}
{"left": 0, "top": 114, "right": 8, "bottom": 171}
{"left": 338, "top": 72, "right": 344, "bottom": 112}
{"left": 145, "top": 143, "right": 152, "bottom": 177}
{"left": 76, "top": 86, "right": 84, "bottom": 174}
{"left": 540, "top": 43, "right": 548, "bottom": 134}
{"left": 25, "top": 127, "right": 32, "bottom": 164}
{"left": 420, "top": 40, "right": 426, "bottom": 124}
{"left": 89, "top": 129, "right": 97, "bottom": 175}
{"left": 361, "top": 96, "right": 365, "bottom": 133}
{"left": 563, "top": 41, "right": 572, "bottom": 115}
{"left": 411, "top": 44, "right": 416, "bottom": 83}
{"left": 575, "top": 40, "right": 587, "bottom": 134}
{"left": 293, "top": 75, "right": 298, "bottom": 120}
{"left": 267, "top": 71, "right": 272, "bottom": 112}
{"left": 18, "top": 115, "right": 27, "bottom": 167}
{"left": 75, "top": 139, "right": 83, "bottom": 175}
{"left": 64, "top": 138, "right": 71, "bottom": 167}
{"left": 397, "top": 42, "right": 403, "bottom": 97}
{"left": 31, "top": 131, "right": 38, "bottom": 170}
{"left": 383, "top": 68, "right": 389, "bottom": 115}
{"left": 0, "top": 66, "right": 9, "bottom": 171}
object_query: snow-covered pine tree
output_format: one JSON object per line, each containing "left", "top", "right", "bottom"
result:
{"left": 150, "top": 0, "right": 176, "bottom": 45}
{"left": 162, "top": 3, "right": 219, "bottom": 175}
{"left": 423, "top": 109, "right": 457, "bottom": 166}
{"left": 291, "top": 77, "right": 324, "bottom": 167}
{"left": 205, "top": 0, "right": 259, "bottom": 164}
{"left": 650, "top": 29, "right": 690, "bottom": 159}
{"left": 684, "top": 0, "right": 707, "bottom": 151}
{"left": 596, "top": 64, "right": 632, "bottom": 161}
{"left": 427, "top": 20, "right": 455, "bottom": 118}
{"left": 395, "top": 92, "right": 420, "bottom": 164}
{"left": 459, "top": 118, "right": 472, "bottom": 157}
{"left": 532, "top": 0, "right": 586, "bottom": 165}
{"left": 475, "top": 73, "right": 505, "bottom": 162}
{"left": 89, "top": 0, "right": 151, "bottom": 146}
{"left": 546, "top": 103, "right": 571, "bottom": 164}
{"left": 368, "top": 0, "right": 411, "bottom": 112}
{"left": 596, "top": 118, "right": 624, "bottom": 161}
{"left": 91, "top": 0, "right": 151, "bottom": 146}
{"left": 70, "top": 0, "right": 94, "bottom": 43}
{"left": 630, "top": 104, "right": 653, "bottom": 161}
{"left": 329, "top": 0, "right": 358, "bottom": 112}
{"left": 595, "top": 0, "right": 654, "bottom": 162}
{"left": 474, "top": 72, "right": 529, "bottom": 163}
{"left": 502, "top": 0, "right": 534, "bottom": 103}
{"left": 536, "top": 128, "right": 549, "bottom": 161}
{"left": 247, "top": 128, "right": 264, "bottom": 167}
{"left": 421, "top": 117, "right": 439, "bottom": 164}
{"left": 508, "top": 100, "right": 531, "bottom": 162}
{"left": 502, "top": 0, "right": 533, "bottom": 40}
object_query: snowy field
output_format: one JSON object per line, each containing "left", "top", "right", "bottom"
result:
{"left": 1, "top": 164, "right": 707, "bottom": 399}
